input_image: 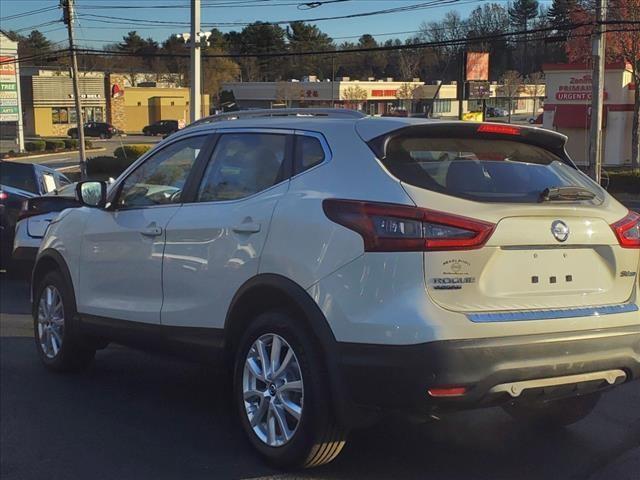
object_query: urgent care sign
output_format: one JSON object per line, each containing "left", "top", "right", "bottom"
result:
{"left": 555, "top": 73, "right": 609, "bottom": 101}
{"left": 543, "top": 63, "right": 635, "bottom": 166}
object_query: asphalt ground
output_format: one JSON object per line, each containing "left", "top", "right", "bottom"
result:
{"left": 1, "top": 135, "right": 161, "bottom": 171}
{"left": 1, "top": 273, "right": 639, "bottom": 480}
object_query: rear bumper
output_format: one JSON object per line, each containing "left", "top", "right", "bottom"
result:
{"left": 336, "top": 324, "right": 640, "bottom": 414}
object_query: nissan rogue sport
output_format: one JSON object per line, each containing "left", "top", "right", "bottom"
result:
{"left": 31, "top": 109, "right": 640, "bottom": 468}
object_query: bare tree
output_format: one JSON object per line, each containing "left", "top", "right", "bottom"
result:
{"left": 525, "top": 71, "right": 545, "bottom": 117}
{"left": 500, "top": 70, "right": 524, "bottom": 123}
{"left": 275, "top": 82, "right": 303, "bottom": 108}
{"left": 341, "top": 85, "right": 368, "bottom": 109}
{"left": 395, "top": 83, "right": 419, "bottom": 112}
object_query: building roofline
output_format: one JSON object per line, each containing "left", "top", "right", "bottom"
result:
{"left": 543, "top": 62, "right": 631, "bottom": 71}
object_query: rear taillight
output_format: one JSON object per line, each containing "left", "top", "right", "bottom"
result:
{"left": 0, "top": 190, "right": 7, "bottom": 201}
{"left": 611, "top": 211, "right": 640, "bottom": 248}
{"left": 322, "top": 199, "right": 495, "bottom": 252}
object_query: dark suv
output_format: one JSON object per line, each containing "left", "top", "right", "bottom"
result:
{"left": 0, "top": 161, "right": 70, "bottom": 271}
{"left": 67, "top": 122, "right": 120, "bottom": 139}
{"left": 142, "top": 120, "right": 180, "bottom": 136}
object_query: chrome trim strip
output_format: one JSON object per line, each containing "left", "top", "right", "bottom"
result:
{"left": 467, "top": 303, "right": 639, "bottom": 323}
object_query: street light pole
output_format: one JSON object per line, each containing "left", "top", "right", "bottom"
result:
{"left": 589, "top": 0, "right": 607, "bottom": 184}
{"left": 190, "top": 0, "right": 201, "bottom": 123}
{"left": 62, "top": 0, "right": 86, "bottom": 179}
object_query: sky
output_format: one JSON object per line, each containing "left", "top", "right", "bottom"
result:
{"left": 1, "top": 0, "right": 553, "bottom": 49}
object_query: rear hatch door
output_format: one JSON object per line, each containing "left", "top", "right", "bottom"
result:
{"left": 372, "top": 123, "right": 638, "bottom": 312}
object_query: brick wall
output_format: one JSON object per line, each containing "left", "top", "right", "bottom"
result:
{"left": 105, "top": 73, "right": 127, "bottom": 132}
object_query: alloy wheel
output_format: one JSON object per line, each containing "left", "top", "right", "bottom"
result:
{"left": 242, "top": 333, "right": 304, "bottom": 447}
{"left": 37, "top": 286, "right": 65, "bottom": 359}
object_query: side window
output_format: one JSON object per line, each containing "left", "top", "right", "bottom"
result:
{"left": 295, "top": 135, "right": 325, "bottom": 174}
{"left": 116, "top": 136, "right": 206, "bottom": 208}
{"left": 198, "top": 133, "right": 287, "bottom": 202}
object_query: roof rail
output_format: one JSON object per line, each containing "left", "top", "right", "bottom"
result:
{"left": 190, "top": 108, "right": 367, "bottom": 127}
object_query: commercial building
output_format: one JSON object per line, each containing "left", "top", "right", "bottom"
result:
{"left": 19, "top": 69, "right": 209, "bottom": 137}
{"left": 222, "top": 78, "right": 544, "bottom": 118}
{"left": 543, "top": 63, "right": 635, "bottom": 166}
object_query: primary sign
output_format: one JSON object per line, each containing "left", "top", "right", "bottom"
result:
{"left": 555, "top": 74, "right": 608, "bottom": 101}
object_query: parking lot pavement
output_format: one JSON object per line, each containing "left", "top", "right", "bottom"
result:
{"left": 1, "top": 273, "right": 639, "bottom": 480}
{"left": 3, "top": 135, "right": 162, "bottom": 170}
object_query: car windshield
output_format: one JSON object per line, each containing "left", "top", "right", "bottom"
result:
{"left": 0, "top": 162, "right": 38, "bottom": 194}
{"left": 382, "top": 137, "right": 604, "bottom": 203}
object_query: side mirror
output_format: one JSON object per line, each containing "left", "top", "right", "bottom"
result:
{"left": 76, "top": 181, "right": 107, "bottom": 208}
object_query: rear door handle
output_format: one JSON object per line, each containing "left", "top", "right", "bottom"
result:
{"left": 232, "top": 223, "right": 261, "bottom": 234}
{"left": 140, "top": 225, "right": 163, "bottom": 237}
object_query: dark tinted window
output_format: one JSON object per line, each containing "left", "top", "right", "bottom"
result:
{"left": 382, "top": 137, "right": 602, "bottom": 203}
{"left": 0, "top": 162, "right": 37, "bottom": 193}
{"left": 296, "top": 135, "right": 325, "bottom": 173}
{"left": 117, "top": 136, "right": 205, "bottom": 208}
{"left": 198, "top": 133, "right": 287, "bottom": 202}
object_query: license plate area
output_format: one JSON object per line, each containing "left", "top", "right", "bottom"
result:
{"left": 480, "top": 247, "right": 613, "bottom": 298}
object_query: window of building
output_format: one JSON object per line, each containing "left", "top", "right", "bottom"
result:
{"left": 137, "top": 102, "right": 142, "bottom": 106}
{"left": 198, "top": 133, "right": 287, "bottom": 202}
{"left": 433, "top": 99, "right": 452, "bottom": 114}
{"left": 52, "top": 107, "right": 70, "bottom": 124}
{"left": 170, "top": 101, "right": 175, "bottom": 106}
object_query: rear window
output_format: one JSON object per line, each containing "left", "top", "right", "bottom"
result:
{"left": 0, "top": 162, "right": 37, "bottom": 194}
{"left": 382, "top": 137, "right": 603, "bottom": 203}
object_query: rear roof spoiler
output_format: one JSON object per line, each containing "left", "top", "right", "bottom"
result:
{"left": 367, "top": 122, "right": 570, "bottom": 164}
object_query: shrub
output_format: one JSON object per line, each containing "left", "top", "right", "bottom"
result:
{"left": 64, "top": 138, "right": 78, "bottom": 149}
{"left": 25, "top": 140, "right": 46, "bottom": 152}
{"left": 85, "top": 139, "right": 93, "bottom": 149}
{"left": 87, "top": 155, "right": 136, "bottom": 177}
{"left": 45, "top": 139, "right": 66, "bottom": 151}
{"left": 606, "top": 170, "right": 640, "bottom": 194}
{"left": 114, "top": 144, "right": 152, "bottom": 162}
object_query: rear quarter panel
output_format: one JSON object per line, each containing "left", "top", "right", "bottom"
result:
{"left": 259, "top": 123, "right": 416, "bottom": 289}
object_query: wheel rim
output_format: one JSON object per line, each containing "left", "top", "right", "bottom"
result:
{"left": 37, "top": 286, "right": 65, "bottom": 359}
{"left": 242, "top": 333, "right": 304, "bottom": 447}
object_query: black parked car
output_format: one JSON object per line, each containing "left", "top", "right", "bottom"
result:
{"left": 142, "top": 120, "right": 180, "bottom": 136}
{"left": 67, "top": 122, "right": 121, "bottom": 139}
{"left": 0, "top": 161, "right": 71, "bottom": 271}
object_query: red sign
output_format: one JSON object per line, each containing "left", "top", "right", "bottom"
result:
{"left": 0, "top": 58, "right": 16, "bottom": 76}
{"left": 466, "top": 52, "right": 489, "bottom": 81}
{"left": 371, "top": 89, "right": 397, "bottom": 97}
{"left": 111, "top": 84, "right": 123, "bottom": 99}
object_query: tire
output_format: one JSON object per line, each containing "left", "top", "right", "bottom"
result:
{"left": 70, "top": 132, "right": 78, "bottom": 139}
{"left": 503, "top": 392, "right": 601, "bottom": 428}
{"left": 33, "top": 270, "right": 95, "bottom": 372}
{"left": 99, "top": 133, "right": 107, "bottom": 139}
{"left": 234, "top": 310, "right": 347, "bottom": 469}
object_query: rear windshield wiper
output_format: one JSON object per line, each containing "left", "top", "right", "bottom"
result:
{"left": 539, "top": 186, "right": 596, "bottom": 202}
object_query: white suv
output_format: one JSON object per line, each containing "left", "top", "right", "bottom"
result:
{"left": 32, "top": 109, "right": 640, "bottom": 468}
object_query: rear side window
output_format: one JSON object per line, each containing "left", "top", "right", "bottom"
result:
{"left": 198, "top": 133, "right": 287, "bottom": 202}
{"left": 0, "top": 163, "right": 37, "bottom": 194}
{"left": 382, "top": 137, "right": 602, "bottom": 203}
{"left": 295, "top": 135, "right": 325, "bottom": 173}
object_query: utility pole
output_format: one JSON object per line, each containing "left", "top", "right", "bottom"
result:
{"left": 457, "top": 47, "right": 466, "bottom": 121}
{"left": 62, "top": 0, "right": 86, "bottom": 179}
{"left": 589, "top": 0, "right": 607, "bottom": 184}
{"left": 190, "top": 0, "right": 201, "bottom": 123}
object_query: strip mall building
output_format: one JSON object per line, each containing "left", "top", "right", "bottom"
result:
{"left": 543, "top": 63, "right": 636, "bottom": 167}
{"left": 222, "top": 78, "right": 544, "bottom": 119}
{"left": 19, "top": 69, "right": 209, "bottom": 137}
